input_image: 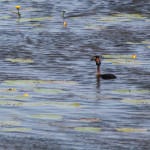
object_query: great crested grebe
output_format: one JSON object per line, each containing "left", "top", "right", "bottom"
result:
{"left": 91, "top": 56, "right": 117, "bottom": 80}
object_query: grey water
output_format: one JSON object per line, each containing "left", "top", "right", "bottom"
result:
{"left": 0, "top": 0, "right": 150, "bottom": 149}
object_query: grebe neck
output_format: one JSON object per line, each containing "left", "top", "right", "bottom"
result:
{"left": 96, "top": 65, "right": 101, "bottom": 76}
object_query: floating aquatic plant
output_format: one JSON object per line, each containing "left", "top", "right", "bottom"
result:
{"left": 0, "top": 95, "right": 31, "bottom": 100}
{"left": 40, "top": 80, "right": 78, "bottom": 85}
{"left": 32, "top": 102, "right": 81, "bottom": 108}
{"left": 34, "top": 102, "right": 81, "bottom": 108}
{"left": 18, "top": 17, "right": 52, "bottom": 23}
{"left": 103, "top": 58, "right": 142, "bottom": 65}
{"left": 141, "top": 41, "right": 150, "bottom": 44}
{"left": 125, "top": 42, "right": 140, "bottom": 44}
{"left": 71, "top": 118, "right": 101, "bottom": 122}
{"left": 1, "top": 127, "right": 31, "bottom": 132}
{"left": 0, "top": 101, "right": 82, "bottom": 108}
{"left": 0, "top": 121, "right": 21, "bottom": 127}
{"left": 116, "top": 128, "right": 147, "bottom": 132}
{"left": 7, "top": 88, "right": 16, "bottom": 91}
{"left": 97, "top": 18, "right": 131, "bottom": 22}
{"left": 1, "top": 80, "right": 40, "bottom": 86}
{"left": 0, "top": 88, "right": 17, "bottom": 94}
{"left": 102, "top": 54, "right": 141, "bottom": 65}
{"left": 0, "top": 16, "right": 12, "bottom": 19}
{"left": 22, "top": 8, "right": 41, "bottom": 12}
{"left": 74, "top": 127, "right": 101, "bottom": 132}
{"left": 125, "top": 41, "right": 150, "bottom": 45}
{"left": 1, "top": 80, "right": 78, "bottom": 86}
{"left": 29, "top": 114, "right": 63, "bottom": 120}
{"left": 0, "top": 101, "right": 24, "bottom": 106}
{"left": 34, "top": 88, "right": 65, "bottom": 94}
{"left": 6, "top": 58, "right": 34, "bottom": 63}
{"left": 33, "top": 27, "right": 46, "bottom": 30}
{"left": 122, "top": 99, "right": 150, "bottom": 104}
{"left": 71, "top": 102, "right": 80, "bottom": 107}
{"left": 112, "top": 89, "right": 150, "bottom": 94}
{"left": 112, "top": 13, "right": 147, "bottom": 19}
{"left": 85, "top": 26, "right": 106, "bottom": 30}
{"left": 24, "top": 23, "right": 42, "bottom": 26}
{"left": 8, "top": 5, "right": 21, "bottom": 18}
{"left": 102, "top": 55, "right": 131, "bottom": 58}
{"left": 132, "top": 54, "right": 136, "bottom": 59}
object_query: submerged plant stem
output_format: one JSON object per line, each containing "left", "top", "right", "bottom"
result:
{"left": 17, "top": 8, "right": 21, "bottom": 18}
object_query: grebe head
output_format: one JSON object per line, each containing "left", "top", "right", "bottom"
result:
{"left": 91, "top": 56, "right": 101, "bottom": 66}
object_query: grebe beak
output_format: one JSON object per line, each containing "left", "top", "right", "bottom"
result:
{"left": 90, "top": 56, "right": 97, "bottom": 61}
{"left": 91, "top": 58, "right": 94, "bottom": 61}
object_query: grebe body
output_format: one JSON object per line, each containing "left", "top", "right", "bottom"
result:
{"left": 98, "top": 74, "right": 117, "bottom": 80}
{"left": 91, "top": 56, "right": 117, "bottom": 80}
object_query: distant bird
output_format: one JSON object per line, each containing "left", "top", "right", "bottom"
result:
{"left": 91, "top": 56, "right": 117, "bottom": 80}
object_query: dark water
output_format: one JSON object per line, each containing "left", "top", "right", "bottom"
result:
{"left": 0, "top": 0, "right": 150, "bottom": 149}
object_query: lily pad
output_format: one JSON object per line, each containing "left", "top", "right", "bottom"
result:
{"left": 32, "top": 102, "right": 82, "bottom": 108}
{"left": 6, "top": 58, "right": 34, "bottom": 63}
{"left": 98, "top": 18, "right": 131, "bottom": 22}
{"left": 103, "top": 58, "right": 142, "bottom": 65}
{"left": 116, "top": 128, "right": 147, "bottom": 132}
{"left": 102, "top": 55, "right": 131, "bottom": 58}
{"left": 0, "top": 101, "right": 24, "bottom": 106}
{"left": 0, "top": 121, "right": 21, "bottom": 127}
{"left": 85, "top": 26, "right": 106, "bottom": 30}
{"left": 0, "top": 16, "right": 12, "bottom": 19}
{"left": 33, "top": 88, "right": 65, "bottom": 94}
{"left": 48, "top": 102, "right": 81, "bottom": 108}
{"left": 29, "top": 114, "right": 63, "bottom": 120}
{"left": 1, "top": 80, "right": 41, "bottom": 86}
{"left": 125, "top": 42, "right": 140, "bottom": 44}
{"left": 74, "top": 127, "right": 101, "bottom": 132}
{"left": 71, "top": 102, "right": 80, "bottom": 107}
{"left": 24, "top": 23, "right": 42, "bottom": 26}
{"left": 112, "top": 14, "right": 147, "bottom": 19}
{"left": 1, "top": 128, "right": 31, "bottom": 132}
{"left": 71, "top": 118, "right": 101, "bottom": 122}
{"left": 125, "top": 41, "right": 150, "bottom": 45}
{"left": 2, "top": 80, "right": 78, "bottom": 86}
{"left": 40, "top": 80, "right": 78, "bottom": 85}
{"left": 112, "top": 62, "right": 141, "bottom": 65}
{"left": 0, "top": 95, "right": 31, "bottom": 100}
{"left": 0, "top": 101, "right": 82, "bottom": 108}
{"left": 29, "top": 102, "right": 81, "bottom": 108}
{"left": 141, "top": 41, "right": 150, "bottom": 44}
{"left": 112, "top": 89, "right": 150, "bottom": 94}
{"left": 0, "top": 88, "right": 17, "bottom": 93}
{"left": 122, "top": 99, "right": 150, "bottom": 104}
{"left": 33, "top": 27, "right": 46, "bottom": 30}
{"left": 22, "top": 8, "right": 41, "bottom": 12}
{"left": 18, "top": 17, "right": 52, "bottom": 23}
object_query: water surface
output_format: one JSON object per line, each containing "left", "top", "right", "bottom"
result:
{"left": 0, "top": 0, "right": 150, "bottom": 149}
